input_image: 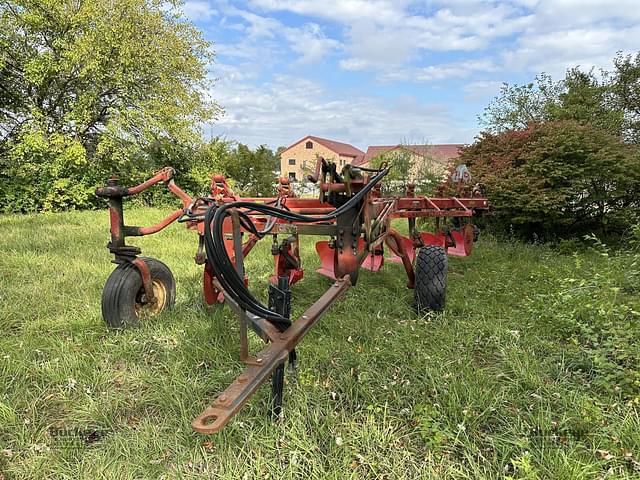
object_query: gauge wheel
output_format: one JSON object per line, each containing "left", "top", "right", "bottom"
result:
{"left": 101, "top": 257, "right": 176, "bottom": 329}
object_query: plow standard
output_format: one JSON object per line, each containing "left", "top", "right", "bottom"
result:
{"left": 96, "top": 159, "right": 489, "bottom": 434}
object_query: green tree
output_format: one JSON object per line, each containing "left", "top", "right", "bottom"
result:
{"left": 550, "top": 68, "right": 623, "bottom": 135}
{"left": 479, "top": 67, "right": 628, "bottom": 138}
{"left": 371, "top": 148, "right": 413, "bottom": 195}
{"left": 612, "top": 52, "right": 640, "bottom": 143}
{"left": 479, "top": 73, "right": 561, "bottom": 132}
{"left": 219, "top": 144, "right": 279, "bottom": 197}
{"left": 462, "top": 121, "right": 640, "bottom": 238}
{"left": 183, "top": 137, "right": 232, "bottom": 196}
{"left": 0, "top": 0, "right": 218, "bottom": 211}
{"left": 370, "top": 145, "right": 444, "bottom": 196}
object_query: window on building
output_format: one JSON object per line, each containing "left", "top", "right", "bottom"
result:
{"left": 288, "top": 158, "right": 296, "bottom": 165}
{"left": 288, "top": 172, "right": 296, "bottom": 181}
{"left": 305, "top": 141, "right": 313, "bottom": 149}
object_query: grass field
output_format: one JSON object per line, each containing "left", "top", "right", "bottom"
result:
{"left": 0, "top": 208, "right": 639, "bottom": 479}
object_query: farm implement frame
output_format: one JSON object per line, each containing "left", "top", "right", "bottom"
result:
{"left": 96, "top": 159, "right": 489, "bottom": 434}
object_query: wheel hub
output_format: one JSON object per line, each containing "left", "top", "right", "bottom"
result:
{"left": 135, "top": 280, "right": 167, "bottom": 317}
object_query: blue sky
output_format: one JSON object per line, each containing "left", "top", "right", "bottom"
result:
{"left": 181, "top": 0, "right": 640, "bottom": 150}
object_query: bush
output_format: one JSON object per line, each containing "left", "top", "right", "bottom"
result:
{"left": 0, "top": 130, "right": 98, "bottom": 212}
{"left": 218, "top": 144, "right": 279, "bottom": 197}
{"left": 0, "top": 134, "right": 282, "bottom": 212}
{"left": 526, "top": 237, "right": 640, "bottom": 400}
{"left": 369, "top": 147, "right": 445, "bottom": 196}
{"left": 461, "top": 121, "right": 640, "bottom": 239}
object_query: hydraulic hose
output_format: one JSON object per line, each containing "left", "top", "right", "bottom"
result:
{"left": 203, "top": 167, "right": 390, "bottom": 323}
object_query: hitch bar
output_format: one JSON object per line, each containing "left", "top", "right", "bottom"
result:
{"left": 192, "top": 275, "right": 351, "bottom": 434}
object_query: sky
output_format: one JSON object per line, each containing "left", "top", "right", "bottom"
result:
{"left": 181, "top": 0, "right": 640, "bottom": 150}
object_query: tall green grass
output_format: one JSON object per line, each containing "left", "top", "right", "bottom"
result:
{"left": 0, "top": 209, "right": 638, "bottom": 479}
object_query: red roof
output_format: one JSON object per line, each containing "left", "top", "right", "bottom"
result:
{"left": 281, "top": 135, "right": 365, "bottom": 158}
{"left": 355, "top": 144, "right": 464, "bottom": 167}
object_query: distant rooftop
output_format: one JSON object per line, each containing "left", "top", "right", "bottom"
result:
{"left": 281, "top": 135, "right": 365, "bottom": 158}
{"left": 280, "top": 136, "right": 465, "bottom": 167}
{"left": 356, "top": 144, "right": 465, "bottom": 166}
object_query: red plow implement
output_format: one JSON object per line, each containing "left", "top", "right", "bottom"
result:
{"left": 95, "top": 158, "right": 488, "bottom": 433}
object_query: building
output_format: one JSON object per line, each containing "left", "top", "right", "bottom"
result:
{"left": 355, "top": 144, "right": 463, "bottom": 168}
{"left": 279, "top": 136, "right": 464, "bottom": 181}
{"left": 279, "top": 135, "right": 365, "bottom": 181}
{"left": 354, "top": 144, "right": 464, "bottom": 180}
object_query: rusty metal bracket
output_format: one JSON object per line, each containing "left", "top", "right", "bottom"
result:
{"left": 192, "top": 276, "right": 351, "bottom": 434}
{"left": 132, "top": 257, "right": 155, "bottom": 304}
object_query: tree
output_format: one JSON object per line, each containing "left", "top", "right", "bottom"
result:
{"left": 612, "top": 52, "right": 640, "bottom": 143}
{"left": 183, "top": 137, "right": 232, "bottom": 196}
{"left": 0, "top": 0, "right": 219, "bottom": 211}
{"left": 478, "top": 73, "right": 561, "bottom": 132}
{"left": 219, "top": 144, "right": 279, "bottom": 197}
{"left": 551, "top": 68, "right": 623, "bottom": 135}
{"left": 370, "top": 148, "right": 413, "bottom": 195}
{"left": 461, "top": 121, "right": 640, "bottom": 238}
{"left": 370, "top": 145, "right": 444, "bottom": 196}
{"left": 479, "top": 68, "right": 626, "bottom": 137}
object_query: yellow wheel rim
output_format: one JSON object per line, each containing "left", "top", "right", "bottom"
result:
{"left": 135, "top": 280, "right": 168, "bottom": 318}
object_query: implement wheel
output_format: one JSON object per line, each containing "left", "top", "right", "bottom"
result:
{"left": 101, "top": 257, "right": 176, "bottom": 329}
{"left": 414, "top": 246, "right": 447, "bottom": 312}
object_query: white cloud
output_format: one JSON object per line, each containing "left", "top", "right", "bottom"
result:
{"left": 215, "top": 5, "right": 340, "bottom": 65}
{"left": 503, "top": 24, "right": 640, "bottom": 77}
{"left": 209, "top": 73, "right": 472, "bottom": 148}
{"left": 377, "top": 59, "right": 497, "bottom": 83}
{"left": 224, "top": 6, "right": 281, "bottom": 38}
{"left": 531, "top": 0, "right": 640, "bottom": 26}
{"left": 496, "top": 0, "right": 640, "bottom": 77}
{"left": 404, "top": 6, "right": 534, "bottom": 43}
{"left": 249, "top": 0, "right": 534, "bottom": 71}
{"left": 247, "top": 0, "right": 640, "bottom": 80}
{"left": 284, "top": 23, "right": 342, "bottom": 65}
{"left": 182, "top": 1, "right": 218, "bottom": 21}
{"left": 340, "top": 21, "right": 421, "bottom": 69}
{"left": 463, "top": 80, "right": 503, "bottom": 100}
{"left": 249, "top": 0, "right": 408, "bottom": 25}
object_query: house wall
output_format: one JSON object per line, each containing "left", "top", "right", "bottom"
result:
{"left": 279, "top": 139, "right": 356, "bottom": 181}
{"left": 410, "top": 153, "right": 450, "bottom": 179}
{"left": 375, "top": 149, "right": 451, "bottom": 180}
{"left": 337, "top": 154, "right": 355, "bottom": 168}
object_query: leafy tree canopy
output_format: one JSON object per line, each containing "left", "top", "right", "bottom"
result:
{"left": 0, "top": 0, "right": 219, "bottom": 211}
{"left": 462, "top": 121, "right": 640, "bottom": 238}
{"left": 218, "top": 143, "right": 279, "bottom": 197}
{"left": 370, "top": 145, "right": 445, "bottom": 196}
{"left": 479, "top": 73, "right": 561, "bottom": 132}
{"left": 612, "top": 52, "right": 640, "bottom": 144}
{"left": 479, "top": 55, "right": 640, "bottom": 143}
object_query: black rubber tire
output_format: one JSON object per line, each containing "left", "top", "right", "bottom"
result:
{"left": 101, "top": 257, "right": 176, "bottom": 329}
{"left": 414, "top": 246, "right": 447, "bottom": 312}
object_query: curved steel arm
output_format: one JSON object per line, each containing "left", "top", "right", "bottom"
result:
{"left": 96, "top": 167, "right": 194, "bottom": 261}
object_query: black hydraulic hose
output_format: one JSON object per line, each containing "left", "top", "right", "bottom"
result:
{"left": 204, "top": 168, "right": 389, "bottom": 322}
{"left": 203, "top": 167, "right": 390, "bottom": 323}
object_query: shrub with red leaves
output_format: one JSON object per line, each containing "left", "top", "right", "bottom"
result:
{"left": 460, "top": 121, "right": 640, "bottom": 239}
